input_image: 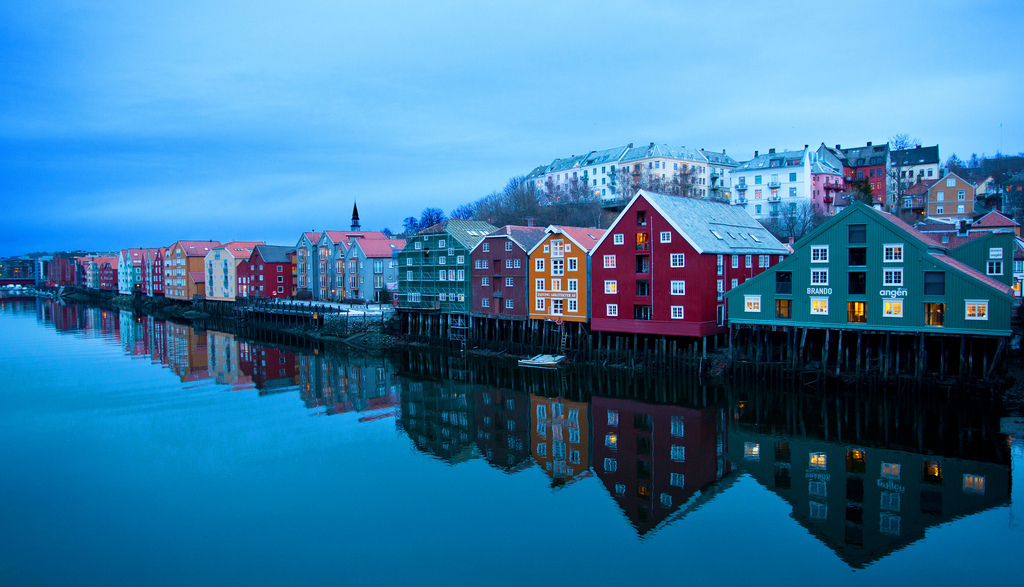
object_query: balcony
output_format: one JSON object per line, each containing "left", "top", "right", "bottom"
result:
{"left": 735, "top": 183, "right": 748, "bottom": 191}
{"left": 768, "top": 179, "right": 782, "bottom": 188}
{"left": 768, "top": 194, "right": 781, "bottom": 202}
{"left": 735, "top": 197, "right": 747, "bottom": 205}
{"left": 823, "top": 180, "right": 843, "bottom": 191}
{"left": 769, "top": 208, "right": 780, "bottom": 216}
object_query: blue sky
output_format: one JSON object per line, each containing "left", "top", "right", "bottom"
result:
{"left": 2, "top": 0, "right": 1022, "bottom": 256}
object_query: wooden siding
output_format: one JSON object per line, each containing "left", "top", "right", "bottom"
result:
{"left": 397, "top": 231, "right": 472, "bottom": 313}
{"left": 471, "top": 235, "right": 530, "bottom": 319}
{"left": 726, "top": 204, "right": 1013, "bottom": 336}
{"left": 948, "top": 231, "right": 1014, "bottom": 287}
{"left": 528, "top": 232, "right": 591, "bottom": 323}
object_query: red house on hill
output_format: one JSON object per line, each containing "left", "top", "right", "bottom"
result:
{"left": 590, "top": 190, "right": 789, "bottom": 339}
{"left": 470, "top": 225, "right": 547, "bottom": 319}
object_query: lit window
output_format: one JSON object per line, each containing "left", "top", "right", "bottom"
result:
{"left": 809, "top": 452, "right": 827, "bottom": 469}
{"left": 604, "top": 280, "right": 617, "bottom": 294}
{"left": 606, "top": 304, "right": 618, "bottom": 317}
{"left": 603, "top": 255, "right": 616, "bottom": 268}
{"left": 963, "top": 474, "right": 985, "bottom": 494}
{"left": 605, "top": 433, "right": 618, "bottom": 449}
{"left": 811, "top": 298, "right": 828, "bottom": 315}
{"left": 881, "top": 462, "right": 900, "bottom": 479}
{"left": 884, "top": 300, "right": 903, "bottom": 317}
{"left": 966, "top": 300, "right": 989, "bottom": 320}
{"left": 745, "top": 295, "right": 761, "bottom": 312}
{"left": 744, "top": 442, "right": 760, "bottom": 460}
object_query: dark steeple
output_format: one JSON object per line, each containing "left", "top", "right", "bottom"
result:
{"left": 351, "top": 201, "right": 361, "bottom": 230}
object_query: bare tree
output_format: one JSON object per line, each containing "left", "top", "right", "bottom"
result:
{"left": 761, "top": 201, "right": 825, "bottom": 242}
{"left": 888, "top": 133, "right": 920, "bottom": 216}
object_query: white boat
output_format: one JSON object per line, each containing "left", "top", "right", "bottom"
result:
{"left": 518, "top": 354, "right": 566, "bottom": 369}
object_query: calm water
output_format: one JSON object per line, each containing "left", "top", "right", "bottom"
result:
{"left": 1, "top": 296, "right": 1022, "bottom": 586}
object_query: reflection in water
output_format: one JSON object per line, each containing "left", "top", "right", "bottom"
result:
{"left": 19, "top": 297, "right": 1018, "bottom": 567}
{"left": 728, "top": 386, "right": 1012, "bottom": 568}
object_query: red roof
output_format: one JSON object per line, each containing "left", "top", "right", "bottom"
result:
{"left": 973, "top": 210, "right": 1020, "bottom": 230}
{"left": 189, "top": 271, "right": 206, "bottom": 283}
{"left": 216, "top": 241, "right": 263, "bottom": 259}
{"left": 322, "top": 230, "right": 390, "bottom": 248}
{"left": 931, "top": 254, "right": 1013, "bottom": 296}
{"left": 175, "top": 240, "right": 222, "bottom": 257}
{"left": 548, "top": 226, "right": 606, "bottom": 252}
{"left": 356, "top": 239, "right": 406, "bottom": 257}
{"left": 874, "top": 209, "right": 947, "bottom": 250}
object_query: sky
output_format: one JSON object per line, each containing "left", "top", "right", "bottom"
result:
{"left": 1, "top": 0, "right": 1022, "bottom": 256}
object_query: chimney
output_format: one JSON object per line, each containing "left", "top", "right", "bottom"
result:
{"left": 916, "top": 145, "right": 921, "bottom": 149}
{"left": 649, "top": 142, "right": 654, "bottom": 148}
{"left": 628, "top": 143, "right": 633, "bottom": 148}
{"left": 526, "top": 217, "right": 534, "bottom": 227}
{"left": 836, "top": 144, "right": 841, "bottom": 149}
{"left": 804, "top": 144, "right": 808, "bottom": 149}
{"left": 867, "top": 141, "right": 872, "bottom": 147}
{"left": 788, "top": 237, "right": 795, "bottom": 245}
{"left": 754, "top": 150, "right": 758, "bottom": 157}
{"left": 769, "top": 148, "right": 776, "bottom": 154}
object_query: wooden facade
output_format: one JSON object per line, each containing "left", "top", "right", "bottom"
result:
{"left": 470, "top": 226, "right": 546, "bottom": 319}
{"left": 527, "top": 226, "right": 604, "bottom": 323}
{"left": 397, "top": 219, "right": 496, "bottom": 314}
{"left": 726, "top": 202, "right": 1014, "bottom": 337}
{"left": 163, "top": 240, "right": 221, "bottom": 301}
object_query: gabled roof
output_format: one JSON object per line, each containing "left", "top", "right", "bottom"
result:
{"left": 297, "top": 231, "right": 321, "bottom": 246}
{"left": 547, "top": 153, "right": 589, "bottom": 173}
{"left": 930, "top": 171, "right": 975, "bottom": 190}
{"left": 418, "top": 219, "right": 498, "bottom": 250}
{"left": 253, "top": 245, "right": 295, "bottom": 264}
{"left": 583, "top": 146, "right": 630, "bottom": 167}
{"left": 354, "top": 238, "right": 406, "bottom": 258}
{"left": 214, "top": 241, "right": 263, "bottom": 259}
{"left": 700, "top": 149, "right": 739, "bottom": 167}
{"left": 189, "top": 271, "right": 206, "bottom": 283}
{"left": 173, "top": 240, "right": 222, "bottom": 257}
{"left": 594, "top": 190, "right": 788, "bottom": 255}
{"left": 890, "top": 145, "right": 940, "bottom": 166}
{"left": 972, "top": 210, "right": 1019, "bottom": 230}
{"left": 529, "top": 226, "right": 606, "bottom": 255}
{"left": 840, "top": 143, "right": 889, "bottom": 167}
{"left": 477, "top": 225, "right": 547, "bottom": 254}
{"left": 320, "top": 230, "right": 389, "bottom": 248}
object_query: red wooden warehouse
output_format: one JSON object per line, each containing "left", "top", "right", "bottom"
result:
{"left": 589, "top": 190, "right": 789, "bottom": 340}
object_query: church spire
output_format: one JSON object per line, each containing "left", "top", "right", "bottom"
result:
{"left": 351, "top": 201, "right": 361, "bottom": 230}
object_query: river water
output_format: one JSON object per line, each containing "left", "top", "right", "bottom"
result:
{"left": 1, "top": 296, "right": 1022, "bottom": 585}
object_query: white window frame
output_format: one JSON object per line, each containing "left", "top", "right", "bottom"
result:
{"left": 481, "top": 276, "right": 489, "bottom": 287}
{"left": 604, "top": 280, "right": 617, "bottom": 294}
{"left": 567, "top": 257, "right": 577, "bottom": 271}
{"left": 505, "top": 277, "right": 513, "bottom": 287}
{"left": 567, "top": 278, "right": 578, "bottom": 292}
{"left": 883, "top": 300, "right": 903, "bottom": 317}
{"left": 745, "top": 295, "right": 761, "bottom": 312}
{"left": 659, "top": 231, "right": 672, "bottom": 243}
{"left": 567, "top": 299, "right": 577, "bottom": 313}
{"left": 987, "top": 260, "right": 1003, "bottom": 275}
{"left": 670, "top": 253, "right": 685, "bottom": 268}
{"left": 606, "top": 303, "right": 618, "bottom": 317}
{"left": 811, "top": 269, "right": 829, "bottom": 286}
{"left": 613, "top": 234, "right": 624, "bottom": 245}
{"left": 535, "top": 298, "right": 545, "bottom": 311}
{"left": 883, "top": 244, "right": 904, "bottom": 262}
{"left": 810, "top": 297, "right": 829, "bottom": 315}
{"left": 810, "top": 245, "right": 828, "bottom": 263}
{"left": 670, "top": 306, "right": 683, "bottom": 319}
{"left": 670, "top": 280, "right": 685, "bottom": 295}
{"left": 535, "top": 258, "right": 544, "bottom": 272}
{"left": 883, "top": 268, "right": 904, "bottom": 286}
{"left": 965, "top": 300, "right": 989, "bottom": 320}
{"left": 603, "top": 255, "right": 616, "bottom": 269}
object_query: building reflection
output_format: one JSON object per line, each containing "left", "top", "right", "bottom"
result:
{"left": 207, "top": 331, "right": 253, "bottom": 390}
{"left": 727, "top": 386, "right": 1012, "bottom": 568}
{"left": 530, "top": 394, "right": 591, "bottom": 488}
{"left": 297, "top": 354, "right": 395, "bottom": 416}
{"left": 166, "top": 322, "right": 210, "bottom": 383}
{"left": 474, "top": 387, "right": 532, "bottom": 473}
{"left": 396, "top": 378, "right": 476, "bottom": 465}
{"left": 592, "top": 398, "right": 732, "bottom": 536}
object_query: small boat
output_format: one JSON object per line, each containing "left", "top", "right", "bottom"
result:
{"left": 518, "top": 354, "right": 566, "bottom": 369}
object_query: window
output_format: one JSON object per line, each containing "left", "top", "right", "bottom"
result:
{"left": 849, "top": 271, "right": 866, "bottom": 295}
{"left": 438, "top": 293, "right": 447, "bottom": 302}
{"left": 884, "top": 300, "right": 903, "bottom": 317}
{"left": 670, "top": 306, "right": 684, "bottom": 319}
{"left": 505, "top": 259, "right": 513, "bottom": 269}
{"left": 810, "top": 452, "right": 827, "bottom": 469}
{"left": 880, "top": 513, "right": 901, "bottom": 535}
{"left": 745, "top": 255, "right": 752, "bottom": 268}
{"left": 670, "top": 445, "right": 686, "bottom": 462}
{"left": 667, "top": 280, "right": 685, "bottom": 296}
{"left": 717, "top": 255, "right": 723, "bottom": 276}
{"left": 636, "top": 210, "right": 646, "bottom": 226}
{"left": 883, "top": 268, "right": 903, "bottom": 286}
{"left": 481, "top": 276, "right": 489, "bottom": 287}
{"left": 731, "top": 278, "right": 738, "bottom": 289}
{"left": 670, "top": 253, "right": 685, "bottom": 267}
{"left": 613, "top": 234, "right": 624, "bottom": 245}
{"left": 811, "top": 298, "right": 829, "bottom": 315}
{"left": 567, "top": 257, "right": 576, "bottom": 271}
{"left": 849, "top": 247, "right": 867, "bottom": 266}
{"left": 604, "top": 458, "right": 617, "bottom": 472}
{"left": 732, "top": 255, "right": 739, "bottom": 268}
{"left": 987, "top": 260, "right": 1003, "bottom": 275}
{"left": 535, "top": 298, "right": 545, "bottom": 311}
{"left": 438, "top": 239, "right": 446, "bottom": 247}
{"left": 439, "top": 270, "right": 446, "bottom": 280}
{"left": 604, "top": 280, "right": 617, "bottom": 294}
{"left": 966, "top": 300, "right": 988, "bottom": 320}
{"left": 937, "top": 205, "right": 944, "bottom": 214}
{"left": 603, "top": 255, "right": 616, "bottom": 268}
{"left": 880, "top": 492, "right": 901, "bottom": 512}
{"left": 567, "top": 279, "right": 577, "bottom": 292}
{"left": 456, "top": 255, "right": 464, "bottom": 265}
{"left": 745, "top": 295, "right": 761, "bottom": 312}
{"left": 925, "top": 303, "right": 944, "bottom": 326}
{"left": 811, "top": 246, "right": 828, "bottom": 263}
{"left": 505, "top": 277, "right": 513, "bottom": 287}
{"left": 809, "top": 502, "right": 827, "bottom": 519}
{"left": 482, "top": 243, "right": 489, "bottom": 253}
{"left": 963, "top": 474, "right": 986, "bottom": 494}
{"left": 660, "top": 231, "right": 672, "bottom": 243}
{"left": 776, "top": 299, "right": 791, "bottom": 319}
{"left": 536, "top": 277, "right": 546, "bottom": 291}
{"left": 843, "top": 301, "right": 865, "bottom": 323}
{"left": 634, "top": 305, "right": 652, "bottom": 320}
{"left": 606, "top": 304, "right": 618, "bottom": 317}
{"left": 505, "top": 299, "right": 513, "bottom": 309}
{"left": 881, "top": 462, "right": 900, "bottom": 479}
{"left": 535, "top": 258, "right": 544, "bottom": 272}
{"left": 505, "top": 241, "right": 513, "bottom": 251}
{"left": 947, "top": 177, "right": 956, "bottom": 187}
{"left": 958, "top": 189, "right": 966, "bottom": 201}
{"left": 849, "top": 224, "right": 867, "bottom": 244}
{"left": 568, "top": 299, "right": 577, "bottom": 313}
{"left": 811, "top": 269, "right": 829, "bottom": 286}
{"left": 883, "top": 244, "right": 903, "bottom": 262}
{"left": 481, "top": 297, "right": 489, "bottom": 308}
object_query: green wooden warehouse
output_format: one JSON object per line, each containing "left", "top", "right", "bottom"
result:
{"left": 397, "top": 219, "right": 497, "bottom": 337}
{"left": 725, "top": 202, "right": 1014, "bottom": 379}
